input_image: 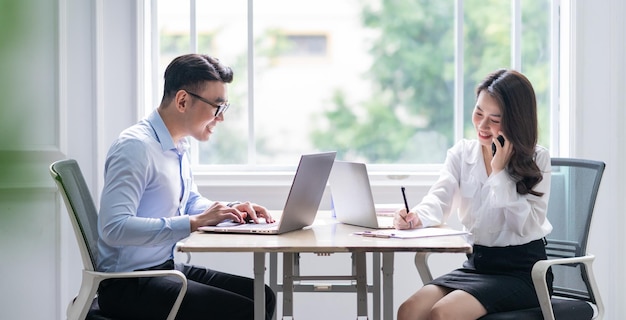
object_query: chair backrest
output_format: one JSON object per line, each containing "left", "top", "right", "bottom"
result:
{"left": 50, "top": 159, "right": 100, "bottom": 271}
{"left": 546, "top": 158, "right": 605, "bottom": 303}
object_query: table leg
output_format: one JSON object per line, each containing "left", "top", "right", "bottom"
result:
{"left": 254, "top": 252, "right": 266, "bottom": 320}
{"left": 269, "top": 252, "right": 278, "bottom": 320}
{"left": 382, "top": 252, "right": 394, "bottom": 320}
{"left": 372, "top": 252, "right": 381, "bottom": 320}
{"left": 282, "top": 252, "right": 295, "bottom": 319}
{"left": 354, "top": 252, "right": 368, "bottom": 318}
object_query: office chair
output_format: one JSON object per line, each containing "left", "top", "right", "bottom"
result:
{"left": 50, "top": 159, "right": 187, "bottom": 320}
{"left": 414, "top": 158, "right": 605, "bottom": 320}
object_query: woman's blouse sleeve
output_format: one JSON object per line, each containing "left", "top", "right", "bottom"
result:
{"left": 412, "top": 141, "right": 464, "bottom": 227}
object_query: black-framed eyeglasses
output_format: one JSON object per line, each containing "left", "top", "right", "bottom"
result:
{"left": 184, "top": 90, "right": 230, "bottom": 117}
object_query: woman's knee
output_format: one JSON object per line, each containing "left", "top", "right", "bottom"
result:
{"left": 430, "top": 303, "right": 455, "bottom": 320}
{"left": 396, "top": 299, "right": 412, "bottom": 320}
{"left": 430, "top": 290, "right": 486, "bottom": 320}
{"left": 397, "top": 293, "right": 431, "bottom": 320}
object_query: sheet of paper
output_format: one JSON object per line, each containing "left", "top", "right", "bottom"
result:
{"left": 355, "top": 227, "right": 469, "bottom": 239}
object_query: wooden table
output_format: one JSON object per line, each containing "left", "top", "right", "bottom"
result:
{"left": 176, "top": 214, "right": 471, "bottom": 320}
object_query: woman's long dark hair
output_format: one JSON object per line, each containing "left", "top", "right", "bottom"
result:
{"left": 477, "top": 69, "right": 544, "bottom": 197}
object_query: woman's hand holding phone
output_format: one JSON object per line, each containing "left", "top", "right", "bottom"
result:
{"left": 491, "top": 135, "right": 505, "bottom": 156}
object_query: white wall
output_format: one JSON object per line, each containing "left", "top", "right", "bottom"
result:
{"left": 569, "top": 0, "right": 626, "bottom": 318}
{"left": 0, "top": 0, "right": 623, "bottom": 319}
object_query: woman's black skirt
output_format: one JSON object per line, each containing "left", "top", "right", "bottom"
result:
{"left": 429, "top": 238, "right": 553, "bottom": 313}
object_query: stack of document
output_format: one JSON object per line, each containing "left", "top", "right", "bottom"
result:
{"left": 354, "top": 227, "right": 469, "bottom": 239}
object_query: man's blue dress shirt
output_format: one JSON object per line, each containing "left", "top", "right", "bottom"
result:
{"left": 97, "top": 110, "right": 212, "bottom": 272}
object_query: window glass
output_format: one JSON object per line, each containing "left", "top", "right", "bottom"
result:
{"left": 521, "top": 0, "right": 552, "bottom": 149}
{"left": 195, "top": 1, "right": 249, "bottom": 165}
{"left": 282, "top": 34, "right": 328, "bottom": 57}
{"left": 154, "top": 0, "right": 555, "bottom": 167}
{"left": 462, "top": 0, "right": 510, "bottom": 139}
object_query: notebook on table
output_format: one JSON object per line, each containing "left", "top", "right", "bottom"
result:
{"left": 328, "top": 160, "right": 396, "bottom": 229}
{"left": 198, "top": 151, "right": 336, "bottom": 234}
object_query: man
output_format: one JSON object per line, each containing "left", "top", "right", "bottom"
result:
{"left": 97, "top": 53, "right": 276, "bottom": 320}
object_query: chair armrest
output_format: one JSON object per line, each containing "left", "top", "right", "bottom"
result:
{"left": 416, "top": 252, "right": 604, "bottom": 320}
{"left": 175, "top": 242, "right": 193, "bottom": 264}
{"left": 69, "top": 269, "right": 188, "bottom": 320}
{"left": 414, "top": 252, "right": 433, "bottom": 284}
{"left": 531, "top": 254, "right": 604, "bottom": 320}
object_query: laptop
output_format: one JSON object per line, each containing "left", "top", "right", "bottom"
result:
{"left": 198, "top": 151, "right": 336, "bottom": 234}
{"left": 329, "top": 161, "right": 396, "bottom": 229}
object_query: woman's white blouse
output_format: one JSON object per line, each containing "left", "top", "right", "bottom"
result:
{"left": 414, "top": 139, "right": 553, "bottom": 247}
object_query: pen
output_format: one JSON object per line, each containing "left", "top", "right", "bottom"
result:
{"left": 361, "top": 231, "right": 393, "bottom": 238}
{"left": 401, "top": 186, "right": 413, "bottom": 228}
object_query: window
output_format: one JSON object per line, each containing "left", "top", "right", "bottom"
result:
{"left": 281, "top": 34, "right": 328, "bottom": 57}
{"left": 145, "top": 0, "right": 558, "bottom": 170}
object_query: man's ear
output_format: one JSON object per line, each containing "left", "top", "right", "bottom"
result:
{"left": 174, "top": 90, "right": 188, "bottom": 112}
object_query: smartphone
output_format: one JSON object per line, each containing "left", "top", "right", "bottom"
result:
{"left": 491, "top": 135, "right": 505, "bottom": 156}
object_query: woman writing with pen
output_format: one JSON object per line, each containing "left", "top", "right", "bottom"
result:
{"left": 394, "top": 69, "right": 553, "bottom": 320}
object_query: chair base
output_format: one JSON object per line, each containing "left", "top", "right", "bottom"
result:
{"left": 479, "top": 298, "right": 594, "bottom": 320}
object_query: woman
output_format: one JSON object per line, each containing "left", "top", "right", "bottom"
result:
{"left": 395, "top": 69, "right": 553, "bottom": 320}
